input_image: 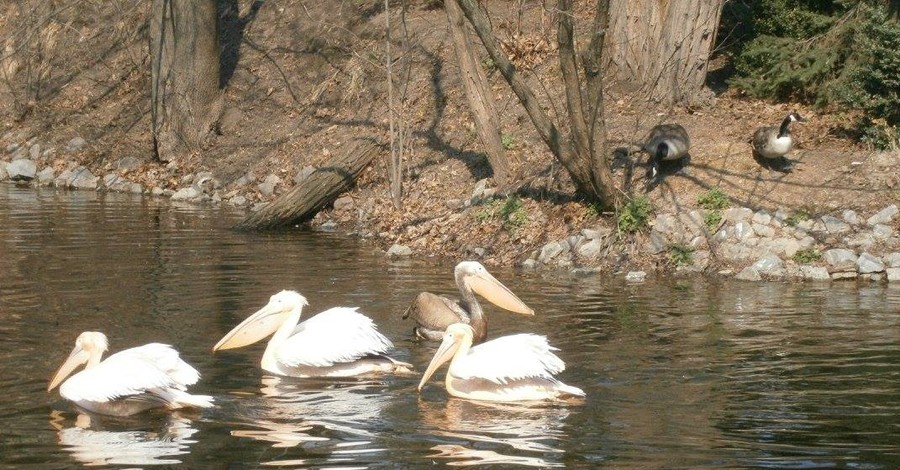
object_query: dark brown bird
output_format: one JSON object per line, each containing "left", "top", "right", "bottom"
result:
{"left": 402, "top": 261, "right": 534, "bottom": 344}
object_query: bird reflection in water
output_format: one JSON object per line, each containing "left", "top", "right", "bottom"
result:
{"left": 49, "top": 410, "right": 198, "bottom": 466}
{"left": 417, "top": 398, "right": 570, "bottom": 467}
{"left": 228, "top": 376, "right": 391, "bottom": 465}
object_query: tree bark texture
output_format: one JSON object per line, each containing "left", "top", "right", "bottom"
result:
{"left": 455, "top": 0, "right": 619, "bottom": 208}
{"left": 150, "top": 0, "right": 222, "bottom": 162}
{"left": 445, "top": 0, "right": 511, "bottom": 188}
{"left": 234, "top": 138, "right": 381, "bottom": 230}
{"left": 604, "top": 0, "right": 724, "bottom": 106}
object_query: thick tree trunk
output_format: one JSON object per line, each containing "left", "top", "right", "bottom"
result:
{"left": 150, "top": 0, "right": 222, "bottom": 162}
{"left": 234, "top": 139, "right": 381, "bottom": 230}
{"left": 445, "top": 0, "right": 511, "bottom": 188}
{"left": 455, "top": 0, "right": 619, "bottom": 208}
{"left": 605, "top": 0, "right": 724, "bottom": 105}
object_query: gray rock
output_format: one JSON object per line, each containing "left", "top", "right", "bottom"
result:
{"left": 679, "top": 210, "right": 706, "bottom": 236}
{"left": 334, "top": 196, "right": 354, "bottom": 211}
{"left": 723, "top": 207, "right": 753, "bottom": 223}
{"left": 733, "top": 221, "right": 754, "bottom": 240}
{"left": 577, "top": 238, "right": 604, "bottom": 259}
{"left": 230, "top": 195, "right": 248, "bottom": 207}
{"left": 625, "top": 271, "right": 647, "bottom": 282}
{"left": 67, "top": 166, "right": 98, "bottom": 189}
{"left": 887, "top": 267, "right": 900, "bottom": 282}
{"left": 129, "top": 183, "right": 144, "bottom": 194}
{"left": 522, "top": 259, "right": 540, "bottom": 269}
{"left": 867, "top": 204, "right": 898, "bottom": 226}
{"left": 752, "top": 254, "right": 783, "bottom": 274}
{"left": 103, "top": 173, "right": 123, "bottom": 188}
{"left": 151, "top": 187, "right": 165, "bottom": 196}
{"left": 648, "top": 230, "right": 667, "bottom": 254}
{"left": 735, "top": 266, "right": 762, "bottom": 281}
{"left": 388, "top": 243, "right": 412, "bottom": 256}
{"left": 752, "top": 223, "right": 775, "bottom": 238}
{"left": 861, "top": 273, "right": 884, "bottom": 282}
{"left": 258, "top": 174, "right": 282, "bottom": 196}
{"left": 29, "top": 144, "right": 41, "bottom": 160}
{"left": 752, "top": 211, "right": 772, "bottom": 225}
{"left": 293, "top": 166, "right": 315, "bottom": 184}
{"left": 582, "top": 227, "right": 611, "bottom": 240}
{"left": 821, "top": 215, "right": 851, "bottom": 234}
{"left": 7, "top": 159, "right": 37, "bottom": 181}
{"left": 538, "top": 240, "right": 566, "bottom": 264}
{"left": 66, "top": 137, "right": 87, "bottom": 153}
{"left": 831, "top": 271, "right": 858, "bottom": 281}
{"left": 824, "top": 248, "right": 857, "bottom": 272}
{"left": 319, "top": 220, "right": 337, "bottom": 231}
{"left": 471, "top": 247, "right": 486, "bottom": 257}
{"left": 713, "top": 227, "right": 729, "bottom": 242}
{"left": 567, "top": 235, "right": 585, "bottom": 249}
{"left": 798, "top": 236, "right": 816, "bottom": 249}
{"left": 800, "top": 266, "right": 831, "bottom": 281}
{"left": 797, "top": 219, "right": 814, "bottom": 231}
{"left": 5, "top": 142, "right": 20, "bottom": 153}
{"left": 847, "top": 232, "right": 876, "bottom": 250}
{"left": 0, "top": 162, "right": 7, "bottom": 180}
{"left": 36, "top": 167, "right": 55, "bottom": 184}
{"left": 688, "top": 250, "right": 711, "bottom": 272}
{"left": 842, "top": 209, "right": 860, "bottom": 225}
{"left": 652, "top": 213, "right": 680, "bottom": 238}
{"left": 719, "top": 242, "right": 756, "bottom": 261}
{"left": 873, "top": 224, "right": 894, "bottom": 240}
{"left": 472, "top": 179, "right": 491, "bottom": 199}
{"left": 857, "top": 252, "right": 885, "bottom": 274}
{"left": 762, "top": 237, "right": 801, "bottom": 258}
{"left": 572, "top": 267, "right": 601, "bottom": 276}
{"left": 172, "top": 186, "right": 202, "bottom": 201}
{"left": 884, "top": 252, "right": 900, "bottom": 268}
{"left": 116, "top": 156, "right": 142, "bottom": 170}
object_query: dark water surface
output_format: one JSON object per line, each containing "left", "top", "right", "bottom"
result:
{"left": 1, "top": 184, "right": 899, "bottom": 468}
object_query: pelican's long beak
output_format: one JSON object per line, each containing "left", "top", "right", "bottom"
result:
{"left": 48, "top": 345, "right": 88, "bottom": 392}
{"left": 467, "top": 271, "right": 534, "bottom": 315}
{"left": 417, "top": 334, "right": 460, "bottom": 392}
{"left": 213, "top": 302, "right": 285, "bottom": 351}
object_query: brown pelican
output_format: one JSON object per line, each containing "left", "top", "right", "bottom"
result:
{"left": 213, "top": 290, "right": 413, "bottom": 377}
{"left": 403, "top": 261, "right": 534, "bottom": 344}
{"left": 48, "top": 331, "right": 214, "bottom": 416}
{"left": 417, "top": 323, "right": 585, "bottom": 402}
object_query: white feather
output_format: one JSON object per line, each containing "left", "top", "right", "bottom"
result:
{"left": 452, "top": 333, "right": 566, "bottom": 384}
{"left": 60, "top": 344, "right": 200, "bottom": 403}
{"left": 275, "top": 307, "right": 394, "bottom": 368}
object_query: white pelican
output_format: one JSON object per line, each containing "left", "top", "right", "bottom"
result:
{"left": 212, "top": 290, "right": 413, "bottom": 377}
{"left": 48, "top": 331, "right": 214, "bottom": 416}
{"left": 418, "top": 323, "right": 585, "bottom": 402}
{"left": 402, "top": 261, "right": 534, "bottom": 344}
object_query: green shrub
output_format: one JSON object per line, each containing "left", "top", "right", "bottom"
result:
{"left": 697, "top": 188, "right": 730, "bottom": 211}
{"left": 784, "top": 209, "right": 811, "bottom": 227}
{"left": 668, "top": 244, "right": 695, "bottom": 266}
{"left": 793, "top": 248, "right": 823, "bottom": 263}
{"left": 472, "top": 196, "right": 527, "bottom": 232}
{"left": 617, "top": 196, "right": 653, "bottom": 233}
{"left": 704, "top": 211, "right": 723, "bottom": 231}
{"left": 501, "top": 134, "right": 515, "bottom": 150}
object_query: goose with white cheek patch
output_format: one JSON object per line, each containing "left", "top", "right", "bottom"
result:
{"left": 752, "top": 112, "right": 805, "bottom": 171}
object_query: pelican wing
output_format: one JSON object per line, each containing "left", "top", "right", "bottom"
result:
{"left": 403, "top": 292, "right": 468, "bottom": 329}
{"left": 454, "top": 334, "right": 566, "bottom": 384}
{"left": 59, "top": 344, "right": 200, "bottom": 402}
{"left": 276, "top": 307, "right": 394, "bottom": 368}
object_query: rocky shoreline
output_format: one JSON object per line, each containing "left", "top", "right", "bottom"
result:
{"left": 3, "top": 135, "right": 899, "bottom": 284}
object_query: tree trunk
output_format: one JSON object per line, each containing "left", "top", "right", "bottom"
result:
{"left": 150, "top": 0, "right": 222, "bottom": 162}
{"left": 605, "top": 0, "right": 724, "bottom": 106}
{"left": 234, "top": 138, "right": 381, "bottom": 230}
{"left": 445, "top": 0, "right": 511, "bottom": 188}
{"left": 455, "top": 0, "right": 619, "bottom": 208}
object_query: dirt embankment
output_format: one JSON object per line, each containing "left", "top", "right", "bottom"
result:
{"left": 1, "top": 1, "right": 897, "bottom": 273}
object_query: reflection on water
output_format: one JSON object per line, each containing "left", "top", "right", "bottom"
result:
{"left": 2, "top": 185, "right": 900, "bottom": 468}
{"left": 417, "top": 398, "right": 569, "bottom": 467}
{"left": 227, "top": 376, "right": 391, "bottom": 465}
{"left": 50, "top": 410, "right": 198, "bottom": 466}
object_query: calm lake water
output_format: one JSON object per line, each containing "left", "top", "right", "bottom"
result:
{"left": 1, "top": 184, "right": 899, "bottom": 468}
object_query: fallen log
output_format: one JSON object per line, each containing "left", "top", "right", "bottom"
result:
{"left": 234, "top": 137, "right": 381, "bottom": 230}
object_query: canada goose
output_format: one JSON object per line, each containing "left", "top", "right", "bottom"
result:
{"left": 643, "top": 123, "right": 691, "bottom": 180}
{"left": 752, "top": 112, "right": 804, "bottom": 170}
